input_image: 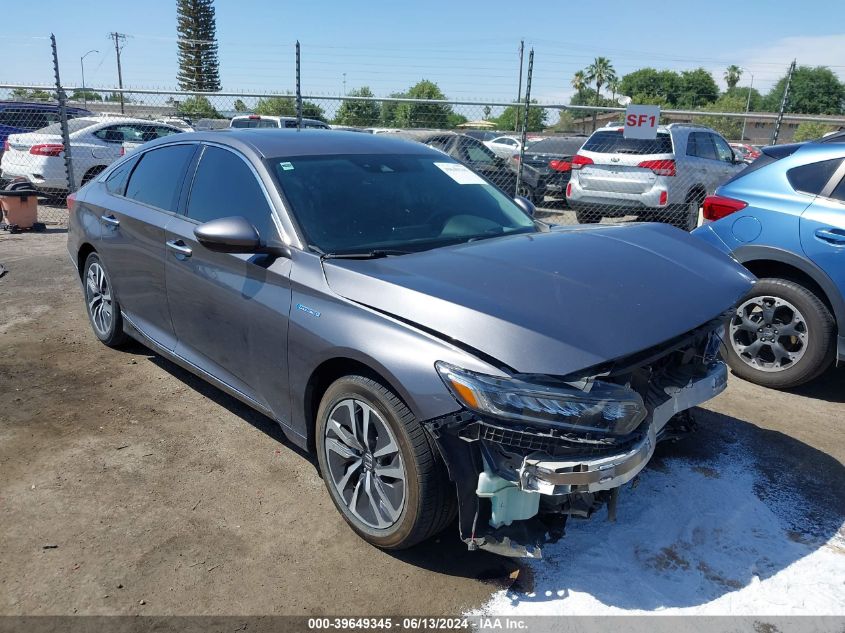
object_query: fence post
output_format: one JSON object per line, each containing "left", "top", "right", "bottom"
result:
{"left": 51, "top": 34, "right": 76, "bottom": 193}
{"left": 771, "top": 59, "right": 795, "bottom": 145}
{"left": 295, "top": 40, "right": 302, "bottom": 130}
{"left": 515, "top": 48, "right": 533, "bottom": 198}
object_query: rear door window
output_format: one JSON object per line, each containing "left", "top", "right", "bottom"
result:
{"left": 124, "top": 144, "right": 196, "bottom": 212}
{"left": 185, "top": 145, "right": 277, "bottom": 240}
{"left": 582, "top": 129, "right": 672, "bottom": 155}
{"left": 688, "top": 132, "right": 718, "bottom": 160}
{"left": 787, "top": 158, "right": 843, "bottom": 196}
{"left": 105, "top": 156, "right": 139, "bottom": 196}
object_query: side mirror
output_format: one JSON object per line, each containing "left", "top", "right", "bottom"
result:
{"left": 194, "top": 216, "right": 290, "bottom": 257}
{"left": 513, "top": 195, "right": 536, "bottom": 217}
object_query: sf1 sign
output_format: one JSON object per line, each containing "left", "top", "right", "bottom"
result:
{"left": 624, "top": 105, "right": 660, "bottom": 140}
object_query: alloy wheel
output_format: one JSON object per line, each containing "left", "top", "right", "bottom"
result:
{"left": 729, "top": 295, "right": 808, "bottom": 372}
{"left": 323, "top": 398, "right": 406, "bottom": 530}
{"left": 85, "top": 261, "right": 113, "bottom": 337}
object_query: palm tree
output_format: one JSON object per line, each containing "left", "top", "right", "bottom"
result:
{"left": 724, "top": 65, "right": 743, "bottom": 90}
{"left": 585, "top": 57, "right": 616, "bottom": 130}
{"left": 571, "top": 70, "right": 588, "bottom": 98}
{"left": 608, "top": 77, "right": 621, "bottom": 102}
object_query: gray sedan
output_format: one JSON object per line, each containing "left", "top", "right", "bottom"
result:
{"left": 68, "top": 129, "right": 754, "bottom": 557}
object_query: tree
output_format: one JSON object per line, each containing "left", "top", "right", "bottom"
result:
{"left": 335, "top": 86, "right": 381, "bottom": 126}
{"left": 496, "top": 102, "right": 547, "bottom": 132}
{"left": 254, "top": 96, "right": 296, "bottom": 116}
{"left": 619, "top": 68, "right": 682, "bottom": 106}
{"left": 483, "top": 105, "right": 492, "bottom": 120}
{"left": 585, "top": 57, "right": 616, "bottom": 130}
{"left": 104, "top": 91, "right": 133, "bottom": 104}
{"left": 177, "top": 0, "right": 221, "bottom": 92}
{"left": 763, "top": 66, "right": 845, "bottom": 114}
{"left": 10, "top": 88, "right": 54, "bottom": 101}
{"left": 793, "top": 121, "right": 836, "bottom": 142}
{"left": 233, "top": 98, "right": 248, "bottom": 112}
{"left": 392, "top": 80, "right": 452, "bottom": 128}
{"left": 71, "top": 89, "right": 102, "bottom": 102}
{"left": 724, "top": 65, "right": 743, "bottom": 90}
{"left": 571, "top": 70, "right": 588, "bottom": 100}
{"left": 608, "top": 76, "right": 620, "bottom": 102}
{"left": 447, "top": 113, "right": 468, "bottom": 128}
{"left": 677, "top": 68, "right": 719, "bottom": 108}
{"left": 697, "top": 94, "right": 747, "bottom": 140}
{"left": 550, "top": 109, "right": 578, "bottom": 133}
{"left": 176, "top": 95, "right": 219, "bottom": 118}
{"left": 725, "top": 86, "right": 763, "bottom": 112}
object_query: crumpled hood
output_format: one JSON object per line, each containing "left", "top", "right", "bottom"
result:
{"left": 323, "top": 223, "right": 754, "bottom": 376}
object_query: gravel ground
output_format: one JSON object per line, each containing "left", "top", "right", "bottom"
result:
{"left": 0, "top": 224, "right": 842, "bottom": 616}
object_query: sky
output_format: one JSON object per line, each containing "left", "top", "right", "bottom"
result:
{"left": 1, "top": 0, "right": 844, "bottom": 104}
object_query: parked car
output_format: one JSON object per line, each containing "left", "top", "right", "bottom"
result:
{"left": 484, "top": 135, "right": 523, "bottom": 159}
{"left": 193, "top": 118, "right": 230, "bottom": 131}
{"left": 120, "top": 123, "right": 187, "bottom": 155}
{"left": 566, "top": 123, "right": 746, "bottom": 230}
{"left": 511, "top": 136, "right": 587, "bottom": 205}
{"left": 730, "top": 142, "right": 761, "bottom": 164}
{"left": 388, "top": 130, "right": 517, "bottom": 194}
{"left": 694, "top": 132, "right": 845, "bottom": 388}
{"left": 154, "top": 117, "right": 194, "bottom": 132}
{"left": 1, "top": 117, "right": 184, "bottom": 192}
{"left": 230, "top": 114, "right": 330, "bottom": 129}
{"left": 68, "top": 129, "right": 753, "bottom": 556}
{"left": 0, "top": 101, "right": 92, "bottom": 170}
{"left": 462, "top": 130, "right": 501, "bottom": 142}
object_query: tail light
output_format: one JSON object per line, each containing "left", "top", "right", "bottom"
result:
{"left": 3, "top": 139, "right": 9, "bottom": 152}
{"left": 702, "top": 195, "right": 747, "bottom": 221}
{"left": 66, "top": 191, "right": 77, "bottom": 212}
{"left": 659, "top": 191, "right": 668, "bottom": 206}
{"left": 638, "top": 159, "right": 676, "bottom": 176}
{"left": 566, "top": 182, "right": 572, "bottom": 197}
{"left": 570, "top": 154, "right": 594, "bottom": 170}
{"left": 30, "top": 143, "right": 64, "bottom": 157}
{"left": 248, "top": 114, "right": 261, "bottom": 119}
{"left": 549, "top": 159, "right": 571, "bottom": 172}
{"left": 511, "top": 153, "right": 520, "bottom": 162}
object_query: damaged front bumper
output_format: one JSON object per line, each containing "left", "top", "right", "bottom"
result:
{"left": 425, "top": 360, "right": 728, "bottom": 558}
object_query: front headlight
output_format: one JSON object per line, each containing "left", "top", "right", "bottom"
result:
{"left": 436, "top": 361, "right": 646, "bottom": 435}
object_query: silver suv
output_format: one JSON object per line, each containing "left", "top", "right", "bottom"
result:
{"left": 566, "top": 123, "right": 745, "bottom": 230}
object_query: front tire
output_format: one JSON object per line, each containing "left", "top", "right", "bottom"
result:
{"left": 83, "top": 252, "right": 127, "bottom": 348}
{"left": 723, "top": 278, "right": 836, "bottom": 389}
{"left": 315, "top": 375, "right": 455, "bottom": 549}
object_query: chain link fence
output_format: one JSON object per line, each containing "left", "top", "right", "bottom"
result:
{"left": 2, "top": 42, "right": 845, "bottom": 232}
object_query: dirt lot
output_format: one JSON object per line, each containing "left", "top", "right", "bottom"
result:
{"left": 1, "top": 224, "right": 843, "bottom": 616}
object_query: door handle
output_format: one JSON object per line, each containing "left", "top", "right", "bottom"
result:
{"left": 166, "top": 239, "right": 192, "bottom": 258}
{"left": 815, "top": 228, "right": 845, "bottom": 245}
{"left": 101, "top": 214, "right": 119, "bottom": 227}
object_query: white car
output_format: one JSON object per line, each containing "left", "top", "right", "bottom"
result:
{"left": 484, "top": 135, "right": 523, "bottom": 159}
{"left": 229, "top": 114, "right": 330, "bottom": 129}
{"left": 1, "top": 117, "right": 184, "bottom": 191}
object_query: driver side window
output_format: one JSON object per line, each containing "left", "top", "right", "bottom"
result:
{"left": 186, "top": 145, "right": 277, "bottom": 241}
{"left": 712, "top": 134, "right": 734, "bottom": 163}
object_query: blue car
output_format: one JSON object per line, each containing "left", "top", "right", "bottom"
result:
{"left": 694, "top": 132, "right": 845, "bottom": 388}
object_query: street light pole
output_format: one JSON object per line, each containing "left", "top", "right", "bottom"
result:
{"left": 741, "top": 70, "right": 754, "bottom": 142}
{"left": 80, "top": 49, "right": 99, "bottom": 106}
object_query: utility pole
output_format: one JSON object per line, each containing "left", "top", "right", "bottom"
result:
{"left": 342, "top": 72, "right": 347, "bottom": 96}
{"left": 514, "top": 39, "right": 524, "bottom": 132}
{"left": 109, "top": 32, "right": 126, "bottom": 114}
{"left": 771, "top": 59, "right": 795, "bottom": 146}
{"left": 295, "top": 41, "right": 302, "bottom": 130}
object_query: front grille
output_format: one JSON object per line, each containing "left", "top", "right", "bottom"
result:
{"left": 477, "top": 422, "right": 644, "bottom": 458}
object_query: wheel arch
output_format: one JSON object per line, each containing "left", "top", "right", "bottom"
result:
{"left": 302, "top": 356, "right": 417, "bottom": 453}
{"left": 734, "top": 244, "right": 843, "bottom": 331}
{"left": 76, "top": 242, "right": 97, "bottom": 280}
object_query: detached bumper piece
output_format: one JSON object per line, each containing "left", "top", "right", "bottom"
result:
{"left": 425, "top": 360, "right": 727, "bottom": 558}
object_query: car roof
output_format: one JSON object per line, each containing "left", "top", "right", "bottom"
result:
{"left": 0, "top": 101, "right": 90, "bottom": 113}
{"left": 140, "top": 128, "right": 447, "bottom": 158}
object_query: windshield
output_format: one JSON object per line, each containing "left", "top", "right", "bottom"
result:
{"left": 35, "top": 118, "right": 100, "bottom": 135}
{"left": 582, "top": 129, "right": 673, "bottom": 155}
{"left": 272, "top": 153, "right": 537, "bottom": 254}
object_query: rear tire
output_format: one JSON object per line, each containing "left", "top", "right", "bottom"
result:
{"left": 668, "top": 197, "right": 701, "bottom": 231}
{"left": 82, "top": 252, "right": 127, "bottom": 348}
{"left": 315, "top": 375, "right": 456, "bottom": 550}
{"left": 723, "top": 278, "right": 836, "bottom": 389}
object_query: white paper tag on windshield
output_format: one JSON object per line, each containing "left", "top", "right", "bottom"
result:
{"left": 434, "top": 162, "right": 486, "bottom": 185}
